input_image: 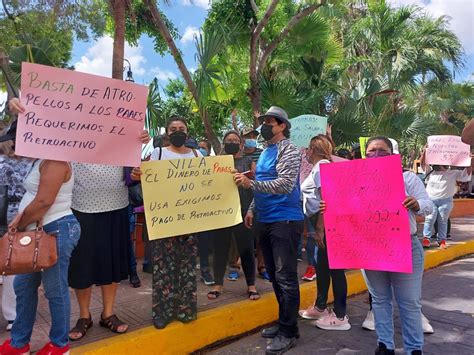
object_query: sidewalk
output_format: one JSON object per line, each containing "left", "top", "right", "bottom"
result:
{"left": 206, "top": 255, "right": 474, "bottom": 354}
{"left": 0, "top": 217, "right": 473, "bottom": 353}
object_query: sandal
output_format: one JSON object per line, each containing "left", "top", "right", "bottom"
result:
{"left": 99, "top": 314, "right": 129, "bottom": 334}
{"left": 69, "top": 315, "right": 93, "bottom": 341}
{"left": 207, "top": 290, "right": 221, "bottom": 300}
{"left": 248, "top": 291, "right": 260, "bottom": 301}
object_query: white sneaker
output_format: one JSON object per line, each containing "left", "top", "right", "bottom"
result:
{"left": 362, "top": 310, "right": 375, "bottom": 331}
{"left": 314, "top": 311, "right": 351, "bottom": 331}
{"left": 421, "top": 313, "right": 434, "bottom": 334}
{"left": 6, "top": 321, "right": 13, "bottom": 331}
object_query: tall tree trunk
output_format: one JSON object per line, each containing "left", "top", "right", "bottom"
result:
{"left": 144, "top": 0, "right": 221, "bottom": 152}
{"left": 248, "top": 84, "right": 262, "bottom": 128}
{"left": 111, "top": 0, "right": 125, "bottom": 80}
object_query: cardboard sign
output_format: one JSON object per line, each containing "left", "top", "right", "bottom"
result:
{"left": 141, "top": 155, "right": 243, "bottom": 239}
{"left": 15, "top": 62, "right": 148, "bottom": 166}
{"left": 320, "top": 155, "right": 412, "bottom": 273}
{"left": 426, "top": 135, "right": 471, "bottom": 167}
{"left": 359, "top": 137, "right": 370, "bottom": 158}
{"left": 290, "top": 115, "right": 327, "bottom": 148}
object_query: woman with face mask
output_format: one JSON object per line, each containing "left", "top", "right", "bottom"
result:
{"left": 321, "top": 136, "right": 432, "bottom": 355}
{"left": 207, "top": 131, "right": 260, "bottom": 300}
{"left": 131, "top": 116, "right": 202, "bottom": 329}
{"left": 298, "top": 135, "right": 351, "bottom": 331}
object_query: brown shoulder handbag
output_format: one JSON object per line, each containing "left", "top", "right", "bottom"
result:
{"left": 0, "top": 220, "right": 58, "bottom": 275}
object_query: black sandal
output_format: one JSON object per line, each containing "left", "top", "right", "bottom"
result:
{"left": 207, "top": 290, "right": 221, "bottom": 300}
{"left": 99, "top": 314, "right": 129, "bottom": 334}
{"left": 69, "top": 315, "right": 93, "bottom": 341}
{"left": 248, "top": 291, "right": 260, "bottom": 300}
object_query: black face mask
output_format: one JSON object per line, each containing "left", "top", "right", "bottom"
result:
{"left": 260, "top": 124, "right": 275, "bottom": 141}
{"left": 224, "top": 143, "right": 240, "bottom": 155}
{"left": 169, "top": 131, "right": 187, "bottom": 147}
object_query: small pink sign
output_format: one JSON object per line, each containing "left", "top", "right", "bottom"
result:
{"left": 320, "top": 155, "right": 412, "bottom": 273}
{"left": 15, "top": 62, "right": 148, "bottom": 166}
{"left": 426, "top": 135, "right": 471, "bottom": 167}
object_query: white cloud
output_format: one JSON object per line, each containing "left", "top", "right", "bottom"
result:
{"left": 181, "top": 0, "right": 210, "bottom": 10}
{"left": 389, "top": 0, "right": 474, "bottom": 54}
{"left": 181, "top": 26, "right": 200, "bottom": 45}
{"left": 74, "top": 36, "right": 147, "bottom": 78}
{"left": 150, "top": 66, "right": 177, "bottom": 82}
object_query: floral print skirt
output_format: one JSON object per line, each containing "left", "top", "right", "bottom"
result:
{"left": 151, "top": 234, "right": 197, "bottom": 329}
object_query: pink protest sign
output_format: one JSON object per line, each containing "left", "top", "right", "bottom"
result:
{"left": 320, "top": 155, "right": 412, "bottom": 273}
{"left": 426, "top": 135, "right": 471, "bottom": 167}
{"left": 15, "top": 62, "right": 148, "bottom": 166}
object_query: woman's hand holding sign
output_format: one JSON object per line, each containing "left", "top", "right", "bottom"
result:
{"left": 8, "top": 98, "right": 26, "bottom": 114}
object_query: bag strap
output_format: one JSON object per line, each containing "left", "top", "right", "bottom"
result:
{"left": 158, "top": 147, "right": 162, "bottom": 160}
{"left": 192, "top": 149, "right": 198, "bottom": 157}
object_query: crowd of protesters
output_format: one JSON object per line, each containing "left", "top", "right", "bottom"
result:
{"left": 0, "top": 98, "right": 472, "bottom": 355}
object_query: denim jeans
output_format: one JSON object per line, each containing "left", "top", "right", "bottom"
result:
{"left": 422, "top": 197, "right": 454, "bottom": 241}
{"left": 258, "top": 220, "right": 303, "bottom": 338}
{"left": 11, "top": 214, "right": 81, "bottom": 348}
{"left": 363, "top": 236, "right": 424, "bottom": 354}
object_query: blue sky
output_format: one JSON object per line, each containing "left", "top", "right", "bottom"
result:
{"left": 71, "top": 1, "right": 210, "bottom": 89}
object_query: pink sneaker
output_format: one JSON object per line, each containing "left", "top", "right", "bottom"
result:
{"left": 0, "top": 340, "right": 30, "bottom": 355}
{"left": 298, "top": 305, "right": 329, "bottom": 320}
{"left": 314, "top": 311, "right": 351, "bottom": 330}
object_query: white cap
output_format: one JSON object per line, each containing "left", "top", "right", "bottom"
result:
{"left": 388, "top": 138, "right": 399, "bottom": 154}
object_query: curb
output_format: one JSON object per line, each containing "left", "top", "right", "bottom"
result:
{"left": 74, "top": 240, "right": 474, "bottom": 355}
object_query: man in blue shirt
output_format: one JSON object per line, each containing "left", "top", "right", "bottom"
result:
{"left": 234, "top": 106, "right": 304, "bottom": 354}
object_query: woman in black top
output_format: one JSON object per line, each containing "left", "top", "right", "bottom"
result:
{"left": 207, "top": 131, "right": 259, "bottom": 300}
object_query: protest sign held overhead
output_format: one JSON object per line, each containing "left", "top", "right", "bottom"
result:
{"left": 426, "top": 135, "right": 471, "bottom": 167}
{"left": 141, "top": 155, "right": 242, "bottom": 240}
{"left": 290, "top": 115, "right": 327, "bottom": 148}
{"left": 15, "top": 62, "right": 148, "bottom": 166}
{"left": 320, "top": 155, "right": 412, "bottom": 273}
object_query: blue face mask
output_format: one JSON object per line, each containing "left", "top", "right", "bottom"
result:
{"left": 244, "top": 139, "right": 257, "bottom": 148}
{"left": 198, "top": 148, "right": 208, "bottom": 157}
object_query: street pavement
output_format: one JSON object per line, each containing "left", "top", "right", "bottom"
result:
{"left": 0, "top": 217, "right": 472, "bottom": 353}
{"left": 205, "top": 256, "right": 474, "bottom": 355}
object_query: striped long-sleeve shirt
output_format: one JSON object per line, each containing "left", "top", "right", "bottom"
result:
{"left": 249, "top": 139, "right": 304, "bottom": 223}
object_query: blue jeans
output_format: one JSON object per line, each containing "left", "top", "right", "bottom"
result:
{"left": 11, "top": 214, "right": 80, "bottom": 348}
{"left": 363, "top": 236, "right": 424, "bottom": 353}
{"left": 423, "top": 197, "right": 453, "bottom": 241}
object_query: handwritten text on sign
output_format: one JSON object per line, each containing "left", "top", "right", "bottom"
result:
{"left": 426, "top": 135, "right": 471, "bottom": 167}
{"left": 15, "top": 62, "right": 148, "bottom": 166}
{"left": 290, "top": 115, "right": 327, "bottom": 148}
{"left": 141, "top": 156, "right": 242, "bottom": 240}
{"left": 320, "top": 155, "right": 412, "bottom": 273}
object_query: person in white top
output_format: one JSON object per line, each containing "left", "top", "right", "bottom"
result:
{"left": 1, "top": 98, "right": 80, "bottom": 355}
{"left": 420, "top": 148, "right": 472, "bottom": 249}
{"left": 298, "top": 134, "right": 351, "bottom": 331}
{"left": 131, "top": 116, "right": 202, "bottom": 329}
